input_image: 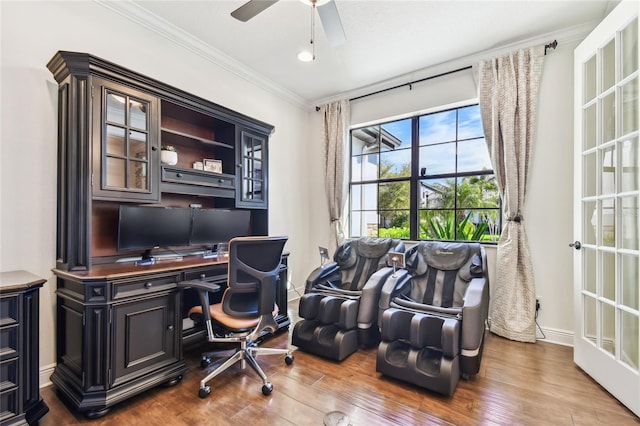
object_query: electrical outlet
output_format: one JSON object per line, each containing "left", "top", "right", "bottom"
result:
{"left": 536, "top": 297, "right": 541, "bottom": 312}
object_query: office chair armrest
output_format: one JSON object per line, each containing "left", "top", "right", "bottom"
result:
{"left": 178, "top": 279, "right": 222, "bottom": 325}
{"left": 305, "top": 262, "right": 340, "bottom": 292}
{"left": 461, "top": 277, "right": 489, "bottom": 350}
{"left": 178, "top": 279, "right": 221, "bottom": 293}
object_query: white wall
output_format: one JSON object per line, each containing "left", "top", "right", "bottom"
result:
{"left": 0, "top": 1, "right": 584, "bottom": 389}
{"left": 526, "top": 40, "right": 578, "bottom": 344}
{"left": 0, "top": 1, "right": 312, "bottom": 385}
{"left": 308, "top": 40, "right": 580, "bottom": 346}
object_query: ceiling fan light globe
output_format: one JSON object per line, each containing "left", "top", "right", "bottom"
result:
{"left": 297, "top": 51, "right": 315, "bottom": 62}
{"left": 299, "top": 0, "right": 331, "bottom": 7}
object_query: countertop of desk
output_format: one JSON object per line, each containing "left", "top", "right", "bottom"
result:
{"left": 52, "top": 255, "right": 229, "bottom": 281}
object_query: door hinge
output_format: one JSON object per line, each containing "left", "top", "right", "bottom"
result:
{"left": 91, "top": 174, "right": 94, "bottom": 187}
{"left": 91, "top": 85, "right": 94, "bottom": 98}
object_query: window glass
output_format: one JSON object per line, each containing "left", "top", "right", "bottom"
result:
{"left": 458, "top": 105, "right": 484, "bottom": 140}
{"left": 419, "top": 143, "right": 456, "bottom": 176}
{"left": 350, "top": 103, "right": 500, "bottom": 241}
{"left": 419, "top": 178, "right": 455, "bottom": 209}
{"left": 380, "top": 149, "right": 411, "bottom": 179}
{"left": 458, "top": 138, "right": 492, "bottom": 173}
{"left": 419, "top": 110, "right": 456, "bottom": 145}
{"left": 380, "top": 119, "right": 412, "bottom": 151}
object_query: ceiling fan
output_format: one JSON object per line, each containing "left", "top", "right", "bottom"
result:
{"left": 231, "top": 0, "right": 346, "bottom": 47}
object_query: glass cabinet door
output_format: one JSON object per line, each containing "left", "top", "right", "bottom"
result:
{"left": 92, "top": 78, "right": 159, "bottom": 202}
{"left": 237, "top": 130, "right": 268, "bottom": 208}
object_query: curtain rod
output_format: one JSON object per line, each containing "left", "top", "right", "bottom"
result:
{"left": 315, "top": 39, "right": 558, "bottom": 111}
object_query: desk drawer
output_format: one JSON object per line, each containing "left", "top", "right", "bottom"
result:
{"left": 0, "top": 296, "right": 18, "bottom": 325}
{"left": 0, "top": 387, "right": 19, "bottom": 420}
{"left": 0, "top": 358, "right": 18, "bottom": 391}
{"left": 0, "top": 325, "right": 18, "bottom": 361}
{"left": 112, "top": 274, "right": 179, "bottom": 300}
{"left": 183, "top": 267, "right": 227, "bottom": 284}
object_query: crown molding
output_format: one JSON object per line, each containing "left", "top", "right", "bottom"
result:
{"left": 95, "top": 0, "right": 308, "bottom": 109}
{"left": 312, "top": 19, "right": 602, "bottom": 108}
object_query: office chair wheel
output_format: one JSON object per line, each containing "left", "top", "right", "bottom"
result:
{"left": 261, "top": 382, "right": 273, "bottom": 395}
{"left": 200, "top": 356, "right": 212, "bottom": 368}
{"left": 198, "top": 386, "right": 211, "bottom": 398}
{"left": 285, "top": 354, "right": 294, "bottom": 365}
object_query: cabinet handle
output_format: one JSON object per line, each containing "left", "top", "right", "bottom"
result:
{"left": 144, "top": 282, "right": 153, "bottom": 289}
{"left": 151, "top": 146, "right": 158, "bottom": 151}
{"left": 167, "top": 325, "right": 174, "bottom": 331}
{"left": 176, "top": 173, "right": 183, "bottom": 178}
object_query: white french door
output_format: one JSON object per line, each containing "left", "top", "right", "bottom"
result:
{"left": 574, "top": 1, "right": 639, "bottom": 417}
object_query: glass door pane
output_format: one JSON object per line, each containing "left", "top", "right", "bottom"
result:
{"left": 575, "top": 6, "right": 639, "bottom": 416}
{"left": 103, "top": 90, "right": 150, "bottom": 191}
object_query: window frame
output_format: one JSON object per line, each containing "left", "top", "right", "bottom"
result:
{"left": 348, "top": 102, "right": 502, "bottom": 242}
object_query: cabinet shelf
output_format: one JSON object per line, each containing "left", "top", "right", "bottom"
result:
{"left": 161, "top": 127, "right": 234, "bottom": 150}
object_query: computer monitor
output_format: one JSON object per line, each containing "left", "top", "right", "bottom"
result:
{"left": 117, "top": 205, "right": 192, "bottom": 264}
{"left": 190, "top": 209, "right": 251, "bottom": 248}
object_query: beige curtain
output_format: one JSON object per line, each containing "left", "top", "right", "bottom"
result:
{"left": 475, "top": 46, "right": 545, "bottom": 343}
{"left": 322, "top": 100, "right": 350, "bottom": 251}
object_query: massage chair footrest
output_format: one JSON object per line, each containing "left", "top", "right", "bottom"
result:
{"left": 292, "top": 320, "right": 358, "bottom": 361}
{"left": 376, "top": 340, "right": 460, "bottom": 396}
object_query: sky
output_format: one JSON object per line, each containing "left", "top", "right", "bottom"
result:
{"left": 372, "top": 104, "right": 491, "bottom": 176}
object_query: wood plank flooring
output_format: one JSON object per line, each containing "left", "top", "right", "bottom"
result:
{"left": 40, "top": 301, "right": 638, "bottom": 425}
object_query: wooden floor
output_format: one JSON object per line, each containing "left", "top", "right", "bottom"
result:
{"left": 40, "top": 302, "right": 638, "bottom": 426}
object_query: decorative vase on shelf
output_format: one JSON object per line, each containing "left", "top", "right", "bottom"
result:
{"left": 161, "top": 145, "right": 178, "bottom": 166}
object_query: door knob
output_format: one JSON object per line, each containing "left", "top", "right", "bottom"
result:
{"left": 569, "top": 241, "right": 582, "bottom": 250}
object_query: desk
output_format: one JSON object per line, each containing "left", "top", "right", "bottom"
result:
{"left": 0, "top": 271, "right": 49, "bottom": 425}
{"left": 50, "top": 254, "right": 289, "bottom": 418}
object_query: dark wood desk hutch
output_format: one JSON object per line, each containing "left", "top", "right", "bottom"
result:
{"left": 47, "top": 51, "right": 289, "bottom": 418}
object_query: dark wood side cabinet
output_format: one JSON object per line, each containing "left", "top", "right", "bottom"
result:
{"left": 46, "top": 51, "right": 289, "bottom": 417}
{"left": 0, "top": 271, "right": 49, "bottom": 426}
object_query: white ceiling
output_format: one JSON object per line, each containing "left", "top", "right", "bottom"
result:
{"left": 111, "top": 0, "right": 617, "bottom": 107}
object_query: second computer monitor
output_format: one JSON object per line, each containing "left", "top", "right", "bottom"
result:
{"left": 190, "top": 209, "right": 251, "bottom": 247}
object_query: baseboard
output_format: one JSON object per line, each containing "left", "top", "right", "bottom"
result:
{"left": 40, "top": 363, "right": 55, "bottom": 388}
{"left": 287, "top": 287, "right": 303, "bottom": 302}
{"left": 536, "top": 325, "right": 574, "bottom": 347}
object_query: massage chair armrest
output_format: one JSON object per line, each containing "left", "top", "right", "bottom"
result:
{"left": 305, "top": 261, "right": 340, "bottom": 293}
{"left": 357, "top": 266, "right": 395, "bottom": 325}
{"left": 461, "top": 277, "right": 489, "bottom": 350}
{"left": 377, "top": 270, "right": 410, "bottom": 328}
{"left": 390, "top": 298, "right": 462, "bottom": 317}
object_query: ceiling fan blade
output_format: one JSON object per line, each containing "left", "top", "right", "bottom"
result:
{"left": 231, "top": 0, "right": 279, "bottom": 22}
{"left": 317, "top": 0, "right": 346, "bottom": 47}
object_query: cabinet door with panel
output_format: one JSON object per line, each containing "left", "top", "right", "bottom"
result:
{"left": 111, "top": 292, "right": 181, "bottom": 387}
{"left": 92, "top": 77, "right": 160, "bottom": 202}
{"left": 236, "top": 129, "right": 268, "bottom": 209}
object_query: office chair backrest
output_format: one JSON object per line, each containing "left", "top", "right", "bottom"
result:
{"left": 222, "top": 236, "right": 288, "bottom": 320}
{"left": 405, "top": 241, "right": 484, "bottom": 308}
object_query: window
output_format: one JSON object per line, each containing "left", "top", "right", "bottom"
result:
{"left": 349, "top": 104, "right": 501, "bottom": 242}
